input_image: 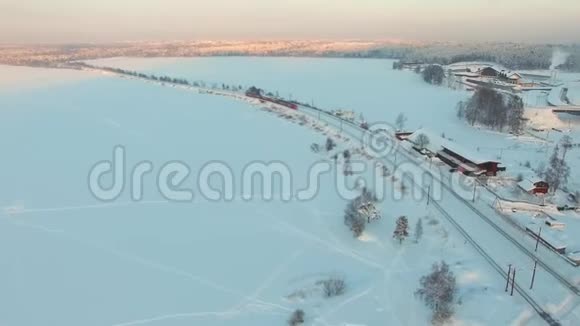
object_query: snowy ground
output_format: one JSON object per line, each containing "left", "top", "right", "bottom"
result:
{"left": 0, "top": 62, "right": 543, "bottom": 325}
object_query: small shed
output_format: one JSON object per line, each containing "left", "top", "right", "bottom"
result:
{"left": 526, "top": 225, "right": 567, "bottom": 254}
{"left": 518, "top": 178, "right": 549, "bottom": 195}
{"left": 395, "top": 131, "right": 414, "bottom": 141}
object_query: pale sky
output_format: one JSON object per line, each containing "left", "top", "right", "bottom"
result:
{"left": 1, "top": 0, "right": 579, "bottom": 43}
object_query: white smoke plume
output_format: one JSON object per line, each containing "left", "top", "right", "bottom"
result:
{"left": 550, "top": 48, "right": 570, "bottom": 70}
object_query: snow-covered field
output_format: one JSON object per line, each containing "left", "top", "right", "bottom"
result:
{"left": 1, "top": 59, "right": 577, "bottom": 326}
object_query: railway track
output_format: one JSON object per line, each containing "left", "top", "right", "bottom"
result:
{"left": 428, "top": 192, "right": 561, "bottom": 326}
{"left": 296, "top": 104, "right": 566, "bottom": 325}
{"left": 299, "top": 104, "right": 580, "bottom": 296}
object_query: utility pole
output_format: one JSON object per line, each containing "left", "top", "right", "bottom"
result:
{"left": 511, "top": 268, "right": 516, "bottom": 296}
{"left": 472, "top": 181, "right": 477, "bottom": 203}
{"left": 427, "top": 185, "right": 431, "bottom": 206}
{"left": 530, "top": 260, "right": 538, "bottom": 290}
{"left": 505, "top": 264, "right": 512, "bottom": 292}
{"left": 535, "top": 227, "right": 542, "bottom": 252}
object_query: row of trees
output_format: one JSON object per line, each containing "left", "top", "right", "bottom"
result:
{"left": 457, "top": 88, "right": 525, "bottom": 134}
{"left": 396, "top": 43, "right": 553, "bottom": 70}
{"left": 78, "top": 62, "right": 252, "bottom": 92}
{"left": 392, "top": 216, "right": 424, "bottom": 244}
{"left": 422, "top": 65, "right": 445, "bottom": 85}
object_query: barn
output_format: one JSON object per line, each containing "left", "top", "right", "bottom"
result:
{"left": 518, "top": 178, "right": 549, "bottom": 195}
{"left": 437, "top": 144, "right": 503, "bottom": 176}
{"left": 405, "top": 129, "right": 504, "bottom": 176}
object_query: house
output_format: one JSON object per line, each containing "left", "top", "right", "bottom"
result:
{"left": 479, "top": 66, "right": 500, "bottom": 77}
{"left": 495, "top": 71, "right": 524, "bottom": 85}
{"left": 505, "top": 72, "right": 523, "bottom": 85}
{"left": 518, "top": 178, "right": 549, "bottom": 195}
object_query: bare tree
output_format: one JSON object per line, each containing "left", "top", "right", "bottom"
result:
{"left": 560, "top": 135, "right": 574, "bottom": 160}
{"left": 507, "top": 95, "right": 525, "bottom": 134}
{"left": 415, "top": 218, "right": 424, "bottom": 243}
{"left": 544, "top": 145, "right": 570, "bottom": 192}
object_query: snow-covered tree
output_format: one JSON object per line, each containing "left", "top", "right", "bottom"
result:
{"left": 415, "top": 218, "right": 424, "bottom": 243}
{"left": 461, "top": 89, "right": 525, "bottom": 134}
{"left": 415, "top": 261, "right": 456, "bottom": 324}
{"left": 288, "top": 309, "right": 305, "bottom": 326}
{"left": 395, "top": 113, "right": 407, "bottom": 131}
{"left": 544, "top": 146, "right": 570, "bottom": 192}
{"left": 343, "top": 149, "right": 351, "bottom": 160}
{"left": 326, "top": 137, "right": 336, "bottom": 152}
{"left": 343, "top": 161, "right": 353, "bottom": 176}
{"left": 393, "top": 216, "right": 410, "bottom": 244}
{"left": 344, "top": 188, "right": 380, "bottom": 237}
{"left": 381, "top": 165, "right": 390, "bottom": 177}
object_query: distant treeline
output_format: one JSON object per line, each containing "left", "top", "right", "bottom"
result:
{"left": 557, "top": 50, "right": 580, "bottom": 71}
{"left": 390, "top": 44, "right": 580, "bottom": 72}
{"left": 71, "top": 62, "right": 328, "bottom": 111}
{"left": 73, "top": 62, "right": 250, "bottom": 91}
{"left": 394, "top": 44, "right": 555, "bottom": 70}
